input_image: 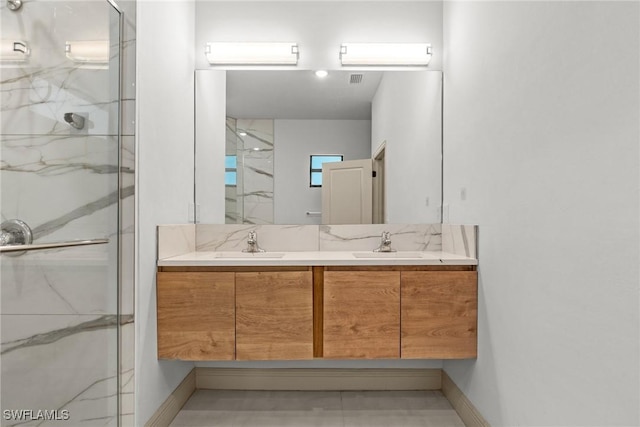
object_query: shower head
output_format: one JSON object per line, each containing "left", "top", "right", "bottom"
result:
{"left": 64, "top": 113, "right": 85, "bottom": 130}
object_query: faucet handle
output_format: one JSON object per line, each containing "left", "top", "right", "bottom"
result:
{"left": 243, "top": 230, "right": 265, "bottom": 253}
{"left": 374, "top": 231, "right": 394, "bottom": 252}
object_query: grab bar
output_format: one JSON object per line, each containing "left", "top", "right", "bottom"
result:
{"left": 0, "top": 238, "right": 109, "bottom": 253}
{"left": 306, "top": 211, "right": 321, "bottom": 216}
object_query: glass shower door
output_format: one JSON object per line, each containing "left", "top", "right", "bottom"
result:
{"left": 1, "top": 1, "right": 121, "bottom": 425}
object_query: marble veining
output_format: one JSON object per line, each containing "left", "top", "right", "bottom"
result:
{"left": 240, "top": 164, "right": 274, "bottom": 179}
{"left": 1, "top": 314, "right": 119, "bottom": 426}
{"left": 118, "top": 319, "right": 135, "bottom": 427}
{"left": 197, "top": 224, "right": 256, "bottom": 251}
{"left": 196, "top": 224, "right": 319, "bottom": 252}
{"left": 1, "top": 134, "right": 118, "bottom": 166}
{"left": 1, "top": 132, "right": 124, "bottom": 245}
{"left": 1, "top": 68, "right": 118, "bottom": 136}
{"left": 1, "top": 255, "right": 108, "bottom": 315}
{"left": 319, "top": 224, "right": 442, "bottom": 252}
{"left": 31, "top": 186, "right": 132, "bottom": 240}
{"left": 0, "top": 135, "right": 121, "bottom": 176}
{"left": 442, "top": 224, "right": 477, "bottom": 258}
{"left": 1, "top": 314, "right": 118, "bottom": 356}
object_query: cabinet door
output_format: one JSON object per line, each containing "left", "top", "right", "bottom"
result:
{"left": 236, "top": 271, "right": 313, "bottom": 360}
{"left": 401, "top": 271, "right": 477, "bottom": 359}
{"left": 323, "top": 271, "right": 400, "bottom": 359}
{"left": 157, "top": 272, "right": 235, "bottom": 360}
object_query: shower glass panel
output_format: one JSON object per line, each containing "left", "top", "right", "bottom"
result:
{"left": 1, "top": 1, "right": 121, "bottom": 426}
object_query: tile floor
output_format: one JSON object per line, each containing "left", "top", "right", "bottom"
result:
{"left": 170, "top": 390, "right": 465, "bottom": 427}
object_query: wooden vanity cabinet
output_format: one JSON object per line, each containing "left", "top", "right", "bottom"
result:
{"left": 236, "top": 271, "right": 313, "bottom": 360}
{"left": 157, "top": 272, "right": 235, "bottom": 360}
{"left": 323, "top": 270, "right": 400, "bottom": 359}
{"left": 401, "top": 270, "right": 478, "bottom": 359}
{"left": 156, "top": 265, "right": 477, "bottom": 361}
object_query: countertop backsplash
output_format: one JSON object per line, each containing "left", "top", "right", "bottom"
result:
{"left": 157, "top": 223, "right": 477, "bottom": 260}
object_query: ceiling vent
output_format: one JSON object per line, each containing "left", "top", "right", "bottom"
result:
{"left": 349, "top": 73, "right": 363, "bottom": 84}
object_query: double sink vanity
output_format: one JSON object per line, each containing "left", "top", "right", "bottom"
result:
{"left": 156, "top": 223, "right": 478, "bottom": 362}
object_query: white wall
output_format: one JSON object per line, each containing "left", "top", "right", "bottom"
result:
{"left": 136, "top": 1, "right": 196, "bottom": 424}
{"left": 372, "top": 72, "right": 442, "bottom": 223}
{"left": 194, "top": 1, "right": 443, "bottom": 71}
{"left": 443, "top": 2, "right": 639, "bottom": 426}
{"left": 274, "top": 120, "right": 371, "bottom": 224}
{"left": 195, "top": 70, "right": 227, "bottom": 224}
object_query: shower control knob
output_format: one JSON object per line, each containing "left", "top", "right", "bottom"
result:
{"left": 7, "top": 0, "right": 23, "bottom": 11}
{"left": 0, "top": 219, "right": 33, "bottom": 246}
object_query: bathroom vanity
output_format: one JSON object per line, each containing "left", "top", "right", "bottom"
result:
{"left": 156, "top": 224, "right": 478, "bottom": 362}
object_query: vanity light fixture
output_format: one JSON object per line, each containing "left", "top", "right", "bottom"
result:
{"left": 65, "top": 40, "right": 109, "bottom": 64}
{"left": 339, "top": 43, "right": 432, "bottom": 66}
{"left": 205, "top": 42, "right": 299, "bottom": 65}
{"left": 0, "top": 39, "right": 30, "bottom": 62}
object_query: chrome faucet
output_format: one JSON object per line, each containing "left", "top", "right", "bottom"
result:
{"left": 374, "top": 231, "right": 395, "bottom": 253}
{"left": 242, "top": 231, "right": 265, "bottom": 253}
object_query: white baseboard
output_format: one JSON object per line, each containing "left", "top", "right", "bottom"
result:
{"left": 144, "top": 369, "right": 196, "bottom": 427}
{"left": 196, "top": 367, "right": 442, "bottom": 391}
{"left": 442, "top": 370, "right": 491, "bottom": 427}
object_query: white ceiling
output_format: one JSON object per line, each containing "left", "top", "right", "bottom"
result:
{"left": 226, "top": 70, "right": 383, "bottom": 120}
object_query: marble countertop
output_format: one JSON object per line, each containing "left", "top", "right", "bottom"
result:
{"left": 158, "top": 250, "right": 477, "bottom": 267}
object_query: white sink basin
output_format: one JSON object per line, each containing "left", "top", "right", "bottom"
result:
{"left": 352, "top": 251, "right": 424, "bottom": 259}
{"left": 214, "top": 252, "right": 285, "bottom": 259}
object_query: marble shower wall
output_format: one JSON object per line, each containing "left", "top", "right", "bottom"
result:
{"left": 0, "top": 1, "right": 135, "bottom": 425}
{"left": 225, "top": 117, "right": 239, "bottom": 222}
{"left": 226, "top": 118, "right": 274, "bottom": 224}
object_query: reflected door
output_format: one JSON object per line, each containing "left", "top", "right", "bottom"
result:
{"left": 321, "top": 159, "right": 373, "bottom": 224}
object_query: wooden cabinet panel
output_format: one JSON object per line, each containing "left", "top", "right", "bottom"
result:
{"left": 401, "top": 271, "right": 477, "bottom": 359}
{"left": 323, "top": 271, "right": 400, "bottom": 359}
{"left": 157, "top": 272, "right": 235, "bottom": 360}
{"left": 236, "top": 271, "right": 313, "bottom": 360}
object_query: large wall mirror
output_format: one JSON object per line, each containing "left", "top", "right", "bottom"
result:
{"left": 195, "top": 69, "right": 442, "bottom": 225}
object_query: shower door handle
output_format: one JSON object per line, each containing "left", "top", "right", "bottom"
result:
{"left": 1, "top": 219, "right": 109, "bottom": 253}
{"left": 0, "top": 238, "right": 109, "bottom": 253}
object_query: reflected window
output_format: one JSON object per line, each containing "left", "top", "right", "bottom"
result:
{"left": 225, "top": 155, "right": 237, "bottom": 186}
{"left": 310, "top": 155, "right": 343, "bottom": 187}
